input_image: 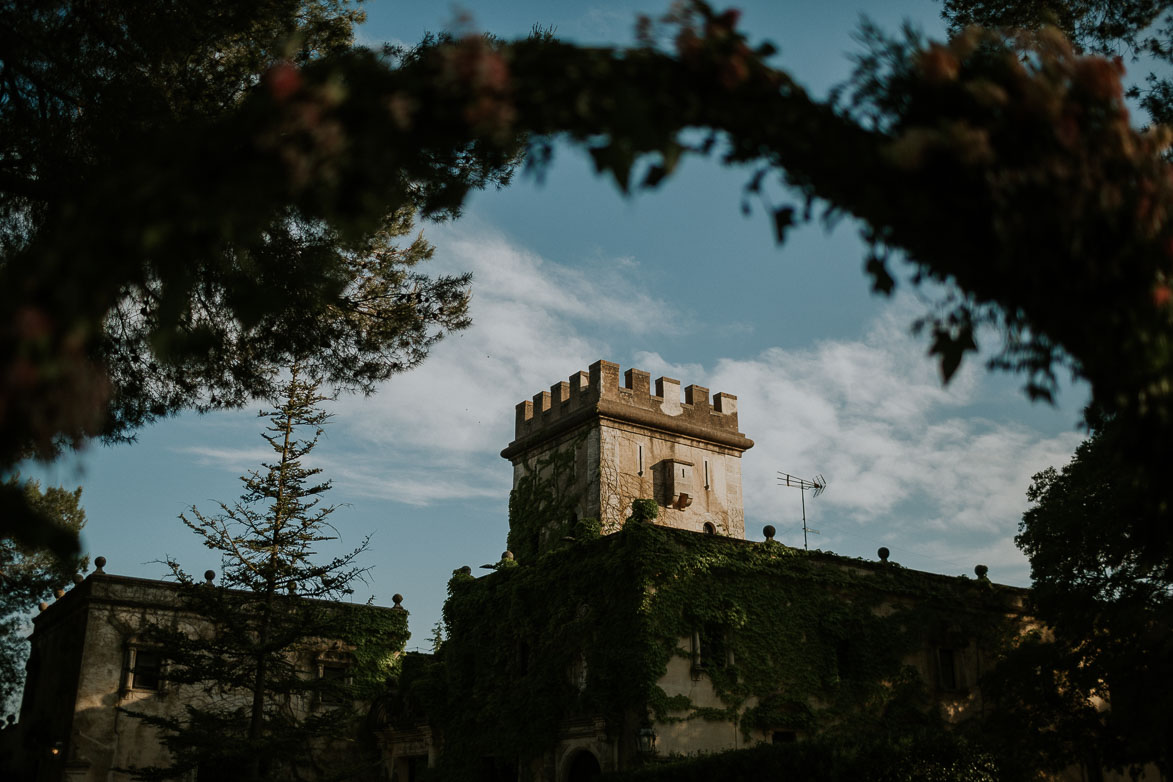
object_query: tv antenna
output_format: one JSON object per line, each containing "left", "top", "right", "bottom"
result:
{"left": 777, "top": 472, "right": 827, "bottom": 551}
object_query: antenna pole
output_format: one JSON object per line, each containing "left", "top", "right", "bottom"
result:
{"left": 801, "top": 485, "right": 808, "bottom": 551}
{"left": 777, "top": 471, "right": 827, "bottom": 552}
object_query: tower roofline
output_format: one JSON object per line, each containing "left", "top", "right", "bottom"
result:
{"left": 501, "top": 360, "right": 754, "bottom": 461}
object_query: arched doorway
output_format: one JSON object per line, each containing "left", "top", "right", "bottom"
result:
{"left": 565, "top": 749, "right": 601, "bottom": 782}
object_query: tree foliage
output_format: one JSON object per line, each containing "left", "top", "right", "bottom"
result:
{"left": 940, "top": 0, "right": 1173, "bottom": 123}
{"left": 125, "top": 366, "right": 402, "bottom": 781}
{"left": 10, "top": 0, "right": 1173, "bottom": 557}
{"left": 362, "top": 2, "right": 1173, "bottom": 540}
{"left": 0, "top": 478, "right": 86, "bottom": 712}
{"left": 984, "top": 416, "right": 1173, "bottom": 777}
{"left": 0, "top": 0, "right": 506, "bottom": 555}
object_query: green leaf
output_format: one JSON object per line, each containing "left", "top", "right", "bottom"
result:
{"left": 929, "top": 324, "right": 977, "bottom": 384}
{"left": 772, "top": 206, "right": 796, "bottom": 245}
{"left": 865, "top": 255, "right": 895, "bottom": 296}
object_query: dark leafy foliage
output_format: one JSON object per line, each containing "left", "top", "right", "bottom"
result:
{"left": 984, "top": 416, "right": 1173, "bottom": 777}
{"left": 0, "top": 0, "right": 508, "bottom": 556}
{"left": 10, "top": 0, "right": 1173, "bottom": 583}
{"left": 940, "top": 0, "right": 1173, "bottom": 123}
{"left": 0, "top": 479, "right": 86, "bottom": 712}
{"left": 598, "top": 733, "right": 999, "bottom": 782}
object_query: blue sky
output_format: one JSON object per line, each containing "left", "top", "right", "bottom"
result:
{"left": 29, "top": 0, "right": 1091, "bottom": 649}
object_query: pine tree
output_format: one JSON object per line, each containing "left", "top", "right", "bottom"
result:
{"left": 126, "top": 364, "right": 404, "bottom": 781}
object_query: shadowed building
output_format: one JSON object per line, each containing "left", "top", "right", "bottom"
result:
{"left": 377, "top": 360, "right": 1029, "bottom": 782}
{"left": 13, "top": 560, "right": 407, "bottom": 782}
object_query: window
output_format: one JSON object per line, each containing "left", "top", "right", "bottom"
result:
{"left": 693, "top": 623, "right": 730, "bottom": 673}
{"left": 318, "top": 662, "right": 350, "bottom": 704}
{"left": 125, "top": 646, "right": 163, "bottom": 692}
{"left": 638, "top": 444, "right": 644, "bottom": 476}
{"left": 702, "top": 522, "right": 716, "bottom": 535}
{"left": 704, "top": 459, "right": 710, "bottom": 489}
{"left": 937, "top": 648, "right": 958, "bottom": 691}
{"left": 568, "top": 652, "right": 588, "bottom": 691}
{"left": 834, "top": 640, "right": 852, "bottom": 683}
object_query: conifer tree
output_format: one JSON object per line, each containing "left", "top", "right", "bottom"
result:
{"left": 127, "top": 365, "right": 402, "bottom": 782}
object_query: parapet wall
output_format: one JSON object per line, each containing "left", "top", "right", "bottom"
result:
{"left": 501, "top": 360, "right": 753, "bottom": 460}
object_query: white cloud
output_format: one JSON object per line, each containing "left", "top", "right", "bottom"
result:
{"left": 325, "top": 226, "right": 1082, "bottom": 586}
{"left": 331, "top": 222, "right": 678, "bottom": 494}
{"left": 173, "top": 445, "right": 275, "bottom": 473}
{"left": 634, "top": 301, "right": 1083, "bottom": 584}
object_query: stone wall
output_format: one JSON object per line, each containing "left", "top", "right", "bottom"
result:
{"left": 503, "top": 360, "right": 753, "bottom": 543}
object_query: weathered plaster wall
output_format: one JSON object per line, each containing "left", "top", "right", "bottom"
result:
{"left": 20, "top": 571, "right": 396, "bottom": 782}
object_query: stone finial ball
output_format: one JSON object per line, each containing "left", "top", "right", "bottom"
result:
{"left": 878, "top": 547, "right": 890, "bottom": 562}
{"left": 204, "top": 570, "right": 216, "bottom": 583}
{"left": 38, "top": 602, "right": 48, "bottom": 612}
{"left": 54, "top": 588, "right": 65, "bottom": 599}
{"left": 71, "top": 573, "right": 84, "bottom": 585}
{"left": 763, "top": 525, "right": 776, "bottom": 540}
{"left": 502, "top": 551, "right": 514, "bottom": 560}
{"left": 392, "top": 593, "right": 404, "bottom": 606}
{"left": 459, "top": 565, "right": 472, "bottom": 575}
{"left": 975, "top": 564, "right": 989, "bottom": 578}
{"left": 94, "top": 556, "right": 107, "bottom": 572}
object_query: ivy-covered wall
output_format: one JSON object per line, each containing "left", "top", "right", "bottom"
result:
{"left": 392, "top": 507, "right": 1023, "bottom": 781}
{"left": 507, "top": 429, "right": 597, "bottom": 562}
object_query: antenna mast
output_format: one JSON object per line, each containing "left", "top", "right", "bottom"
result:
{"left": 777, "top": 472, "right": 827, "bottom": 551}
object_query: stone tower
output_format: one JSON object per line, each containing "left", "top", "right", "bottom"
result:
{"left": 501, "top": 360, "right": 754, "bottom": 550}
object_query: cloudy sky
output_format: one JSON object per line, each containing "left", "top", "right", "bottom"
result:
{"left": 29, "top": 0, "right": 1092, "bottom": 646}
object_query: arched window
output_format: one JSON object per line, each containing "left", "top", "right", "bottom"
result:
{"left": 702, "top": 522, "right": 716, "bottom": 535}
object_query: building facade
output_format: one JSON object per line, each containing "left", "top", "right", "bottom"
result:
{"left": 502, "top": 360, "right": 754, "bottom": 549}
{"left": 13, "top": 562, "right": 407, "bottom": 781}
{"left": 378, "top": 360, "right": 1029, "bottom": 782}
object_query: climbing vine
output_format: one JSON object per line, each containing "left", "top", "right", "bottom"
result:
{"left": 506, "top": 430, "right": 599, "bottom": 561}
{"left": 330, "top": 601, "right": 411, "bottom": 698}
{"left": 396, "top": 507, "right": 1021, "bottom": 780}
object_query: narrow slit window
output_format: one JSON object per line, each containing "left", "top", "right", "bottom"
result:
{"left": 638, "top": 444, "right": 644, "bottom": 476}
{"left": 704, "top": 459, "right": 710, "bottom": 489}
{"left": 938, "top": 648, "right": 958, "bottom": 691}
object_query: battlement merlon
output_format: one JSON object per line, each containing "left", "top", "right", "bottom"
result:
{"left": 502, "top": 360, "right": 754, "bottom": 461}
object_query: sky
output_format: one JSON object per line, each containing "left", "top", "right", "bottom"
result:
{"left": 27, "top": 0, "right": 1093, "bottom": 650}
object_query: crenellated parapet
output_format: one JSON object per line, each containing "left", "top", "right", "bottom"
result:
{"left": 501, "top": 360, "right": 753, "bottom": 460}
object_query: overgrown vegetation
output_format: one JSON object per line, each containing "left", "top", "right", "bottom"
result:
{"left": 396, "top": 512, "right": 1021, "bottom": 780}
{"left": 506, "top": 432, "right": 597, "bottom": 561}
{"left": 598, "top": 732, "right": 999, "bottom": 782}
{"left": 0, "top": 479, "right": 87, "bottom": 713}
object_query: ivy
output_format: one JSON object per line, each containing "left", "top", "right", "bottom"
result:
{"left": 332, "top": 602, "right": 410, "bottom": 698}
{"left": 506, "top": 431, "right": 594, "bottom": 561}
{"left": 396, "top": 509, "right": 1021, "bottom": 780}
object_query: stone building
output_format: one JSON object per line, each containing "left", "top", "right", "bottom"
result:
{"left": 12, "top": 561, "right": 407, "bottom": 782}
{"left": 14, "top": 359, "right": 1075, "bottom": 782}
{"left": 377, "top": 360, "right": 1029, "bottom": 782}
{"left": 503, "top": 359, "right": 754, "bottom": 547}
